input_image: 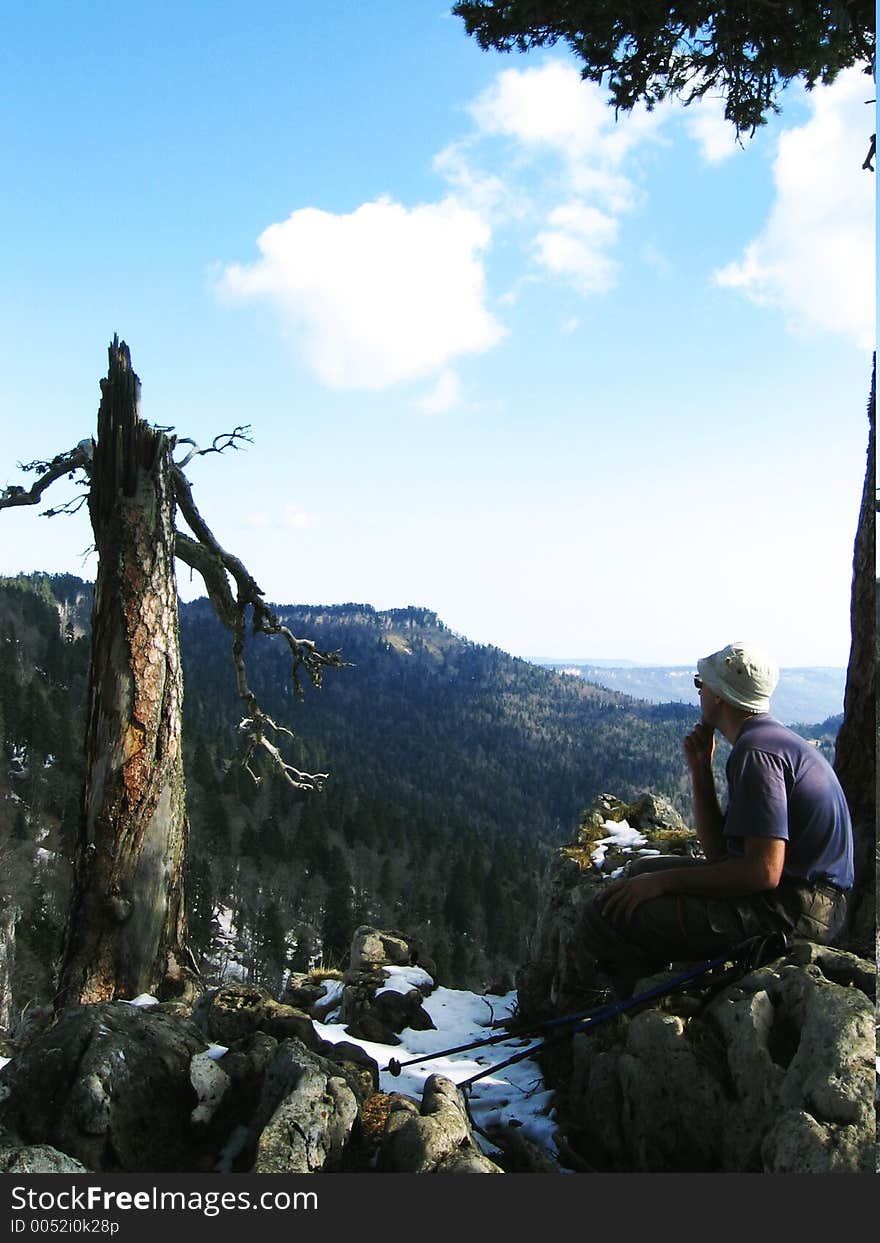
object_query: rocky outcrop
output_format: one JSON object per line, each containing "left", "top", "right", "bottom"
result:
{"left": 516, "top": 791, "right": 699, "bottom": 1020}
{"left": 556, "top": 942, "right": 876, "bottom": 1173}
{"left": 4, "top": 913, "right": 865, "bottom": 1174}
{"left": 0, "top": 1001, "right": 207, "bottom": 1172}
{"left": 192, "top": 983, "right": 323, "bottom": 1048}
{"left": 513, "top": 793, "right": 876, "bottom": 1174}
{"left": 338, "top": 926, "right": 436, "bottom": 1045}
{"left": 0, "top": 925, "right": 469, "bottom": 1176}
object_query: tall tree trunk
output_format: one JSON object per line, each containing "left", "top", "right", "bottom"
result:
{"left": 0, "top": 906, "right": 19, "bottom": 1035}
{"left": 56, "top": 339, "right": 189, "bottom": 1008}
{"left": 833, "top": 356, "right": 875, "bottom": 959}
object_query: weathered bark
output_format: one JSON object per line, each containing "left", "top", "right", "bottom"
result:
{"left": 833, "top": 356, "right": 875, "bottom": 959}
{"left": 0, "top": 907, "right": 19, "bottom": 1035}
{"left": 56, "top": 339, "right": 189, "bottom": 1008}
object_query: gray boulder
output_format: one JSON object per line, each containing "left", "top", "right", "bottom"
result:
{"left": 247, "top": 1038, "right": 360, "bottom": 1173}
{"left": 0, "top": 1002, "right": 207, "bottom": 1172}
{"left": 0, "top": 1143, "right": 92, "bottom": 1173}
{"left": 561, "top": 944, "right": 876, "bottom": 1173}
{"left": 350, "top": 926, "right": 413, "bottom": 971}
{"left": 379, "top": 1074, "right": 504, "bottom": 1173}
{"left": 193, "top": 983, "right": 322, "bottom": 1049}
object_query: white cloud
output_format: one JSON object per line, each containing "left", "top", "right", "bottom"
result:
{"left": 685, "top": 96, "right": 741, "bottom": 164}
{"left": 283, "top": 505, "right": 315, "bottom": 530}
{"left": 417, "top": 369, "right": 462, "bottom": 415}
{"left": 470, "top": 60, "right": 614, "bottom": 154}
{"left": 713, "top": 68, "right": 875, "bottom": 349}
{"left": 469, "top": 60, "right": 664, "bottom": 168}
{"left": 220, "top": 196, "right": 504, "bottom": 391}
{"left": 534, "top": 202, "right": 619, "bottom": 293}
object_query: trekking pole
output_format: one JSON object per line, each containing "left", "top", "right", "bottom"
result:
{"left": 384, "top": 977, "right": 651, "bottom": 1077}
{"left": 384, "top": 1026, "right": 542, "bottom": 1078}
{"left": 455, "top": 930, "right": 789, "bottom": 1089}
{"left": 385, "top": 952, "right": 726, "bottom": 1076}
{"left": 387, "top": 931, "right": 788, "bottom": 1084}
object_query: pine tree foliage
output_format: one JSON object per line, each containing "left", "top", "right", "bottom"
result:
{"left": 453, "top": 0, "right": 875, "bottom": 135}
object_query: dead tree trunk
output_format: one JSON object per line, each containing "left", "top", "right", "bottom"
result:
{"left": 56, "top": 340, "right": 189, "bottom": 1007}
{"left": 833, "top": 356, "right": 876, "bottom": 959}
{"left": 0, "top": 906, "right": 19, "bottom": 1035}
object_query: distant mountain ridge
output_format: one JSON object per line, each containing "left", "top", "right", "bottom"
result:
{"left": 533, "top": 661, "right": 846, "bottom": 727}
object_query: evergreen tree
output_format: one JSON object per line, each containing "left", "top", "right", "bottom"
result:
{"left": 321, "top": 846, "right": 355, "bottom": 966}
{"left": 452, "top": 0, "right": 874, "bottom": 135}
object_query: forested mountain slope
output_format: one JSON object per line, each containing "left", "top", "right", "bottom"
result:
{"left": 179, "top": 598, "right": 699, "bottom": 840}
{"left": 0, "top": 575, "right": 839, "bottom": 1004}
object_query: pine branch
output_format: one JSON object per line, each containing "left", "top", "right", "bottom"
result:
{"left": 172, "top": 461, "right": 347, "bottom": 789}
{"left": 0, "top": 441, "right": 94, "bottom": 512}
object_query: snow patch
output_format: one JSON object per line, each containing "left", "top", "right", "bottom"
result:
{"left": 375, "top": 964, "right": 434, "bottom": 996}
{"left": 591, "top": 818, "right": 648, "bottom": 869}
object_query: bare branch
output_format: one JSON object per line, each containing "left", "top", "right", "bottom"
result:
{"left": 174, "top": 531, "right": 240, "bottom": 631}
{"left": 42, "top": 490, "right": 91, "bottom": 519}
{"left": 240, "top": 715, "right": 330, "bottom": 791}
{"left": 173, "top": 426, "right": 253, "bottom": 470}
{"left": 172, "top": 462, "right": 347, "bottom": 788}
{"left": 863, "top": 132, "right": 875, "bottom": 172}
{"left": 0, "top": 442, "right": 93, "bottom": 513}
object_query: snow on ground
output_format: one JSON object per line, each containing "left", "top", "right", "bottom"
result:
{"left": 314, "top": 965, "right": 560, "bottom": 1160}
{"left": 0, "top": 966, "right": 560, "bottom": 1161}
{"left": 590, "top": 817, "right": 663, "bottom": 874}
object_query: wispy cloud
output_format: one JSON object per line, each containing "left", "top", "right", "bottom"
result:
{"left": 534, "top": 202, "right": 619, "bottom": 293}
{"left": 446, "top": 61, "right": 666, "bottom": 292}
{"left": 713, "top": 68, "right": 875, "bottom": 350}
{"left": 684, "top": 95, "right": 741, "bottom": 164}
{"left": 245, "top": 505, "right": 316, "bottom": 531}
{"left": 417, "top": 369, "right": 462, "bottom": 415}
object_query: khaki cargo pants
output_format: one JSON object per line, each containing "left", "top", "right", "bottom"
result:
{"left": 578, "top": 855, "right": 848, "bottom": 991}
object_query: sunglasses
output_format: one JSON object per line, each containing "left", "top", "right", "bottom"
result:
{"left": 693, "top": 676, "right": 703, "bottom": 689}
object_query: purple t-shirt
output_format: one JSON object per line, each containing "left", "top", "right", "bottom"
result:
{"left": 723, "top": 715, "right": 854, "bottom": 890}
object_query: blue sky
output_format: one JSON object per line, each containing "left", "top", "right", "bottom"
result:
{"left": 0, "top": 3, "right": 874, "bottom": 666}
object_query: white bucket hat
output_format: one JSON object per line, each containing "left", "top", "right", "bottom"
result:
{"left": 697, "top": 641, "right": 779, "bottom": 713}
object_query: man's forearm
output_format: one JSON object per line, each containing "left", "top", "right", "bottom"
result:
{"left": 658, "top": 854, "right": 777, "bottom": 899}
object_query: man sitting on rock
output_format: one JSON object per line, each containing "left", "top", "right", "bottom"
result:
{"left": 581, "top": 640, "right": 854, "bottom": 996}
